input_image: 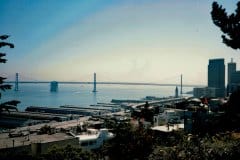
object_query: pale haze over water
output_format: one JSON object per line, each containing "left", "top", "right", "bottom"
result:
{"left": 1, "top": 84, "right": 193, "bottom": 111}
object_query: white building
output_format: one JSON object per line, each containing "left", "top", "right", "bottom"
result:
{"left": 151, "top": 124, "right": 184, "bottom": 133}
{"left": 152, "top": 109, "right": 184, "bottom": 133}
{"left": 75, "top": 128, "right": 114, "bottom": 150}
{"left": 153, "top": 109, "right": 181, "bottom": 126}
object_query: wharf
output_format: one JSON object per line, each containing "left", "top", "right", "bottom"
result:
{"left": 0, "top": 111, "right": 73, "bottom": 121}
{"left": 60, "top": 105, "right": 121, "bottom": 112}
{"left": 111, "top": 99, "right": 146, "bottom": 104}
{"left": 0, "top": 117, "right": 89, "bottom": 150}
{"left": 0, "top": 111, "right": 80, "bottom": 128}
{"left": 17, "top": 116, "right": 89, "bottom": 132}
{"left": 131, "top": 97, "right": 186, "bottom": 108}
{"left": 26, "top": 106, "right": 109, "bottom": 116}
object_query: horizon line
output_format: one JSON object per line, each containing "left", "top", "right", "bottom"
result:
{"left": 6, "top": 81, "right": 205, "bottom": 87}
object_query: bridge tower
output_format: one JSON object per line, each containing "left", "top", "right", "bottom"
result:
{"left": 50, "top": 81, "right": 58, "bottom": 92}
{"left": 92, "top": 72, "right": 97, "bottom": 92}
{"left": 180, "top": 74, "right": 183, "bottom": 95}
{"left": 15, "top": 73, "right": 19, "bottom": 91}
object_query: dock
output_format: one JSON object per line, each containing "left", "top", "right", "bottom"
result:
{"left": 25, "top": 106, "right": 109, "bottom": 116}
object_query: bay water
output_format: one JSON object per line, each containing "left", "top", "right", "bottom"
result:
{"left": 1, "top": 83, "right": 193, "bottom": 111}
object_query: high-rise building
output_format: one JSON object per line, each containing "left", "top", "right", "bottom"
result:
{"left": 231, "top": 71, "right": 240, "bottom": 84}
{"left": 208, "top": 58, "right": 225, "bottom": 97}
{"left": 228, "top": 58, "right": 236, "bottom": 86}
{"left": 227, "top": 59, "right": 240, "bottom": 94}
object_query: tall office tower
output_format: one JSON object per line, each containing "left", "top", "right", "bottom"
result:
{"left": 228, "top": 58, "right": 236, "bottom": 86}
{"left": 208, "top": 58, "right": 225, "bottom": 97}
{"left": 228, "top": 59, "right": 236, "bottom": 93}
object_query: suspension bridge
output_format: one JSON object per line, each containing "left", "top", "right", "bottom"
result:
{"left": 11, "top": 73, "right": 204, "bottom": 92}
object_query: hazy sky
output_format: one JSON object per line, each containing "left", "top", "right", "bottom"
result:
{"left": 1, "top": 0, "right": 239, "bottom": 85}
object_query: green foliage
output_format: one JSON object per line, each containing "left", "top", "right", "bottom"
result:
{"left": 227, "top": 89, "right": 240, "bottom": 114}
{"left": 0, "top": 145, "right": 96, "bottom": 160}
{"left": 39, "top": 145, "right": 95, "bottom": 160}
{"left": 141, "top": 102, "right": 154, "bottom": 124}
{"left": 0, "top": 148, "right": 32, "bottom": 160}
{"left": 149, "top": 133, "right": 240, "bottom": 160}
{"left": 1, "top": 121, "right": 240, "bottom": 160}
{"left": 102, "top": 122, "right": 154, "bottom": 160}
{"left": 0, "top": 35, "right": 19, "bottom": 113}
{"left": 211, "top": 1, "right": 240, "bottom": 49}
{"left": 223, "top": 89, "right": 240, "bottom": 130}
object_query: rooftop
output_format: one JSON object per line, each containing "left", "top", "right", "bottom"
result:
{"left": 0, "top": 132, "right": 75, "bottom": 149}
{"left": 151, "top": 123, "right": 184, "bottom": 133}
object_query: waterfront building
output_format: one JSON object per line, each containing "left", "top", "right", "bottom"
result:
{"left": 193, "top": 87, "right": 217, "bottom": 98}
{"left": 208, "top": 59, "right": 225, "bottom": 97}
{"left": 50, "top": 81, "right": 58, "bottom": 92}
{"left": 175, "top": 86, "right": 179, "bottom": 98}
{"left": 76, "top": 128, "right": 114, "bottom": 150}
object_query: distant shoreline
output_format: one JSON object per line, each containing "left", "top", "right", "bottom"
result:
{"left": 6, "top": 81, "right": 204, "bottom": 87}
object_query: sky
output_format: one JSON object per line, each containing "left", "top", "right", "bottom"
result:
{"left": 1, "top": 0, "right": 240, "bottom": 85}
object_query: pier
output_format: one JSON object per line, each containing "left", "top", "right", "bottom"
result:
{"left": 111, "top": 97, "right": 186, "bottom": 108}
{"left": 132, "top": 97, "right": 186, "bottom": 108}
{"left": 26, "top": 106, "right": 106, "bottom": 116}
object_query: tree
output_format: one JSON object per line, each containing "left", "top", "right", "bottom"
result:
{"left": 0, "top": 144, "right": 96, "bottom": 160}
{"left": 211, "top": 2, "right": 240, "bottom": 130}
{"left": 0, "top": 35, "right": 20, "bottom": 113}
{"left": 102, "top": 122, "right": 153, "bottom": 160}
{"left": 211, "top": 1, "right": 240, "bottom": 49}
{"left": 141, "top": 101, "right": 154, "bottom": 124}
{"left": 39, "top": 145, "right": 95, "bottom": 160}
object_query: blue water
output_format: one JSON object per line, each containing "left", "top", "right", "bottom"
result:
{"left": 1, "top": 83, "right": 193, "bottom": 111}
